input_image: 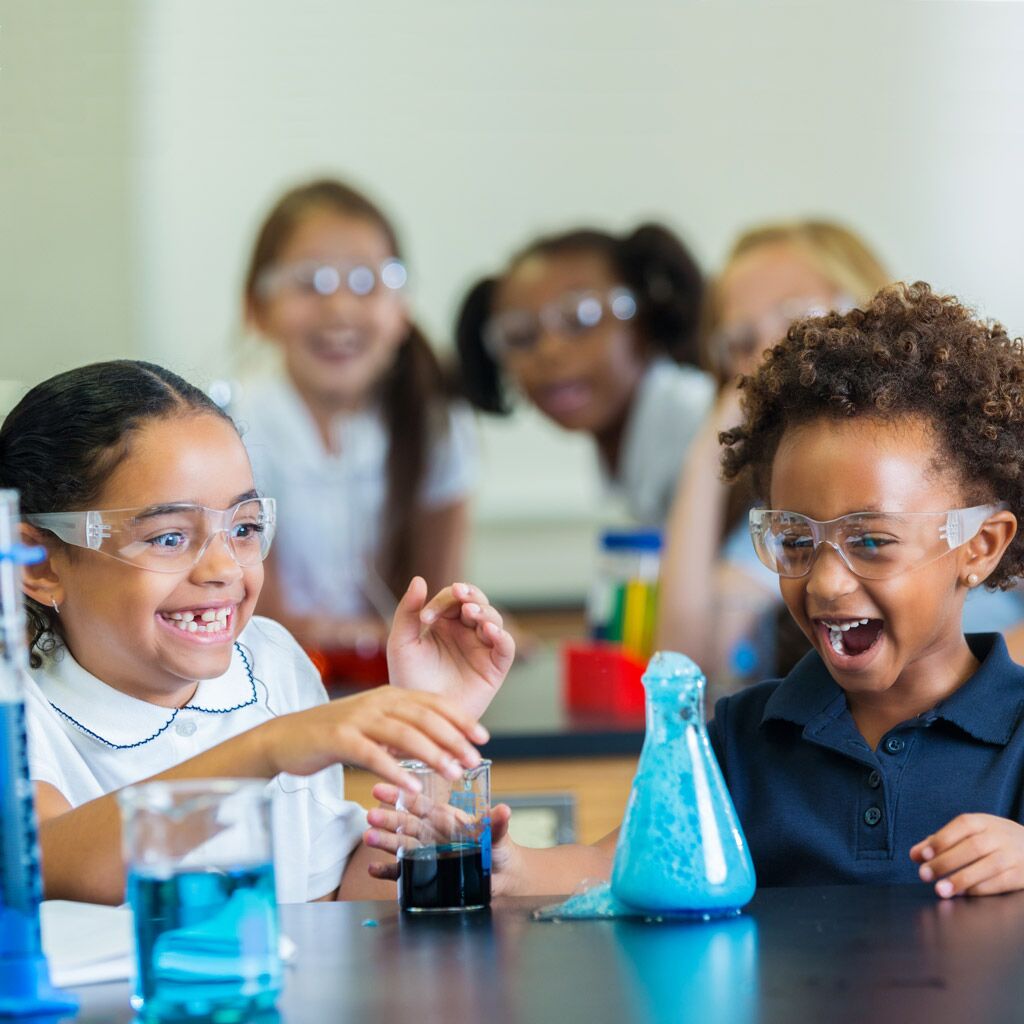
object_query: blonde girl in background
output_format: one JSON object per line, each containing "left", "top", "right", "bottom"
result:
{"left": 656, "top": 221, "right": 891, "bottom": 686}
{"left": 234, "top": 179, "right": 477, "bottom": 654}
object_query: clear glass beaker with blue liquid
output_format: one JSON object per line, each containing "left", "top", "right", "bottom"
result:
{"left": 118, "top": 778, "right": 282, "bottom": 1021}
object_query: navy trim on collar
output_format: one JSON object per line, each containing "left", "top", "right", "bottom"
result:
{"left": 48, "top": 642, "right": 258, "bottom": 751}
{"left": 760, "top": 632, "right": 1024, "bottom": 747}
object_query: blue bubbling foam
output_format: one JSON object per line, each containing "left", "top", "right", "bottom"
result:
{"left": 536, "top": 651, "right": 755, "bottom": 923}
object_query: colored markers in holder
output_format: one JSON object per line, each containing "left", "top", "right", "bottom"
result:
{"left": 565, "top": 529, "right": 663, "bottom": 717}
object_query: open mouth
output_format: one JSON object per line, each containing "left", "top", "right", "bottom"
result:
{"left": 159, "top": 606, "right": 233, "bottom": 639}
{"left": 537, "top": 380, "right": 593, "bottom": 418}
{"left": 308, "top": 329, "right": 369, "bottom": 362}
{"left": 815, "top": 617, "right": 884, "bottom": 664}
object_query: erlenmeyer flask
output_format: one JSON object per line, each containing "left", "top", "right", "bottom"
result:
{"left": 611, "top": 651, "right": 755, "bottom": 914}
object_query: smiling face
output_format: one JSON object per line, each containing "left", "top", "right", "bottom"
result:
{"left": 42, "top": 413, "right": 263, "bottom": 705}
{"left": 493, "top": 250, "right": 648, "bottom": 435}
{"left": 770, "top": 414, "right": 983, "bottom": 699}
{"left": 248, "top": 208, "right": 408, "bottom": 411}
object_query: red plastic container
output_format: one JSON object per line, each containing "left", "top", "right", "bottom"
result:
{"left": 307, "top": 645, "right": 390, "bottom": 691}
{"left": 562, "top": 641, "right": 647, "bottom": 716}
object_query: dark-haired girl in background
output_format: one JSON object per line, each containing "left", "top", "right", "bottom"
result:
{"left": 456, "top": 224, "right": 714, "bottom": 526}
{"left": 234, "top": 179, "right": 477, "bottom": 652}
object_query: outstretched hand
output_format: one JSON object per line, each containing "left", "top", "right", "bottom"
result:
{"left": 387, "top": 577, "right": 515, "bottom": 720}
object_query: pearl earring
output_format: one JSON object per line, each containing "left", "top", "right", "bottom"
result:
{"left": 967, "top": 573, "right": 980, "bottom": 587}
{"left": 51, "top": 598, "right": 60, "bottom": 614}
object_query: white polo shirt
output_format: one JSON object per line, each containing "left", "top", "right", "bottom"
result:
{"left": 233, "top": 376, "right": 479, "bottom": 619}
{"left": 24, "top": 616, "right": 366, "bottom": 903}
{"left": 600, "top": 359, "right": 715, "bottom": 526}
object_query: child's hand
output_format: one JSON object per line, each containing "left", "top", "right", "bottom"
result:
{"left": 387, "top": 577, "right": 515, "bottom": 720}
{"left": 260, "top": 687, "right": 488, "bottom": 793}
{"left": 363, "top": 782, "right": 521, "bottom": 895}
{"left": 910, "top": 814, "right": 1024, "bottom": 898}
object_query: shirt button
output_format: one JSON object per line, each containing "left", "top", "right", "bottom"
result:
{"left": 864, "top": 806, "right": 883, "bottom": 827}
{"left": 884, "top": 736, "right": 905, "bottom": 754}
{"left": 867, "top": 770, "right": 881, "bottom": 789}
{"left": 175, "top": 718, "right": 197, "bottom": 738}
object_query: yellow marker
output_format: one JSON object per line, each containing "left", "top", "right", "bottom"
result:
{"left": 622, "top": 579, "right": 650, "bottom": 659}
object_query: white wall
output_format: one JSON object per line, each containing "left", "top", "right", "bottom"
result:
{"left": 4, "top": 1, "right": 1024, "bottom": 601}
{"left": 0, "top": 0, "right": 139, "bottom": 384}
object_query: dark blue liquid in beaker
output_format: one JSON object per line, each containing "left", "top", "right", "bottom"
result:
{"left": 399, "top": 843, "right": 491, "bottom": 912}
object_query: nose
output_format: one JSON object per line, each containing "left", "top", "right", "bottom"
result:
{"left": 804, "top": 541, "right": 860, "bottom": 600}
{"left": 189, "top": 530, "right": 244, "bottom": 585}
{"left": 530, "top": 324, "right": 573, "bottom": 364}
{"left": 321, "top": 284, "right": 365, "bottom": 322}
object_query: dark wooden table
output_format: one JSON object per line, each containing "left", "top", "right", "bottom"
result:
{"left": 69, "top": 885, "right": 1024, "bottom": 1023}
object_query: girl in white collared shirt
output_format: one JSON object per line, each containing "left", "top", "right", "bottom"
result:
{"left": 237, "top": 179, "right": 478, "bottom": 651}
{"left": 5, "top": 359, "right": 512, "bottom": 905}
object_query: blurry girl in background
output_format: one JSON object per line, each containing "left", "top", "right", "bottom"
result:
{"left": 234, "top": 179, "right": 477, "bottom": 654}
{"left": 456, "top": 224, "right": 714, "bottom": 526}
{"left": 657, "top": 220, "right": 891, "bottom": 686}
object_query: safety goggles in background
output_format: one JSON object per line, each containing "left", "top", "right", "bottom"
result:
{"left": 255, "top": 258, "right": 407, "bottom": 300}
{"left": 708, "top": 294, "right": 854, "bottom": 378}
{"left": 25, "top": 498, "right": 277, "bottom": 574}
{"left": 749, "top": 503, "right": 1007, "bottom": 581}
{"left": 483, "top": 287, "right": 637, "bottom": 359}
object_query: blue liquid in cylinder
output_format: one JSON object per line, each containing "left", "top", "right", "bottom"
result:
{"left": 611, "top": 652, "right": 756, "bottom": 914}
{"left": 128, "top": 863, "right": 281, "bottom": 1022}
{"left": 0, "top": 701, "right": 44, "bottom": 955}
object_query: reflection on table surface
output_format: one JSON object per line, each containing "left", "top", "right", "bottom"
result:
{"left": 71, "top": 885, "right": 1024, "bottom": 1024}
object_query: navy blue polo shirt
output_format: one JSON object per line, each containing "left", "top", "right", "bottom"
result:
{"left": 708, "top": 633, "right": 1024, "bottom": 886}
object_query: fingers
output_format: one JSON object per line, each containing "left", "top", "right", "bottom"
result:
{"left": 407, "top": 691, "right": 490, "bottom": 748}
{"left": 912, "top": 814, "right": 989, "bottom": 870}
{"left": 388, "top": 576, "right": 429, "bottom": 649}
{"left": 371, "top": 782, "right": 400, "bottom": 807}
{"left": 340, "top": 734, "right": 423, "bottom": 794}
{"left": 420, "top": 582, "right": 497, "bottom": 627}
{"left": 367, "top": 860, "right": 400, "bottom": 882}
{"left": 483, "top": 620, "right": 516, "bottom": 675}
{"left": 933, "top": 851, "right": 1018, "bottom": 898}
{"left": 366, "top": 807, "right": 430, "bottom": 848}
{"left": 362, "top": 715, "right": 472, "bottom": 782}
{"left": 389, "top": 701, "right": 482, "bottom": 771}
{"left": 491, "top": 803, "right": 513, "bottom": 843}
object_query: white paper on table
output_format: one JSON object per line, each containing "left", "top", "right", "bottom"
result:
{"left": 40, "top": 900, "right": 296, "bottom": 989}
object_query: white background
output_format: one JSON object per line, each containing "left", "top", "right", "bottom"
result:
{"left": 3, "top": 1, "right": 1023, "bottom": 600}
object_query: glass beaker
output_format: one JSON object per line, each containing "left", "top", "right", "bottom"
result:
{"left": 611, "top": 651, "right": 756, "bottom": 914}
{"left": 118, "top": 778, "right": 282, "bottom": 1021}
{"left": 396, "top": 759, "right": 491, "bottom": 913}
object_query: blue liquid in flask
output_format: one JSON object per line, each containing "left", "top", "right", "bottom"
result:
{"left": 610, "top": 651, "right": 755, "bottom": 915}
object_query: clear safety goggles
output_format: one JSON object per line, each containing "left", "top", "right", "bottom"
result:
{"left": 749, "top": 502, "right": 1006, "bottom": 581}
{"left": 708, "top": 295, "right": 853, "bottom": 377}
{"left": 25, "top": 498, "right": 277, "bottom": 574}
{"left": 255, "top": 258, "right": 407, "bottom": 300}
{"left": 483, "top": 287, "right": 637, "bottom": 359}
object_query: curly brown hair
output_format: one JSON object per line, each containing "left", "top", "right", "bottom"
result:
{"left": 720, "top": 281, "right": 1024, "bottom": 589}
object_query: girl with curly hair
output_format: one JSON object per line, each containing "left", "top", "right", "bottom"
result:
{"left": 370, "top": 282, "right": 1024, "bottom": 898}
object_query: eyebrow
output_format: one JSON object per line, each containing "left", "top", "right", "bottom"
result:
{"left": 134, "top": 490, "right": 260, "bottom": 520}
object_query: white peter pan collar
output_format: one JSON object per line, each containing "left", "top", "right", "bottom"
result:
{"left": 36, "top": 642, "right": 258, "bottom": 750}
